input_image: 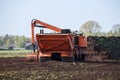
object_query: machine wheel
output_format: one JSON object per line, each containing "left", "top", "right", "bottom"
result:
{"left": 77, "top": 53, "right": 81, "bottom": 62}
{"left": 73, "top": 49, "right": 77, "bottom": 61}
{"left": 51, "top": 53, "right": 62, "bottom": 61}
{"left": 77, "top": 53, "right": 85, "bottom": 62}
{"left": 81, "top": 54, "right": 85, "bottom": 61}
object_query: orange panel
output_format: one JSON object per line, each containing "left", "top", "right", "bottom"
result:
{"left": 79, "top": 36, "right": 87, "bottom": 47}
{"left": 61, "top": 52, "right": 73, "bottom": 57}
{"left": 36, "top": 34, "right": 73, "bottom": 52}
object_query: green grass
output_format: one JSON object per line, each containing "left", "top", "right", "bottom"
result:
{"left": 0, "top": 50, "right": 32, "bottom": 57}
{"left": 0, "top": 50, "right": 32, "bottom": 53}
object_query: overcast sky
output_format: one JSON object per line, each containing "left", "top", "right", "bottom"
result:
{"left": 0, "top": 0, "right": 120, "bottom": 37}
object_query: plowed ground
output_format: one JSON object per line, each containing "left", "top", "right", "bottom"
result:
{"left": 0, "top": 57, "right": 120, "bottom": 80}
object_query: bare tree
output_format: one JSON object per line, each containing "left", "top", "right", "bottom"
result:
{"left": 80, "top": 20, "right": 101, "bottom": 36}
{"left": 111, "top": 24, "right": 120, "bottom": 36}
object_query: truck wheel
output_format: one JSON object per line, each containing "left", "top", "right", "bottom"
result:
{"left": 81, "top": 54, "right": 85, "bottom": 61}
{"left": 78, "top": 53, "right": 81, "bottom": 62}
{"left": 73, "top": 49, "right": 77, "bottom": 61}
{"left": 77, "top": 53, "right": 86, "bottom": 62}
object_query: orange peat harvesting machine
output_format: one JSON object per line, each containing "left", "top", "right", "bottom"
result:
{"left": 26, "top": 19, "right": 87, "bottom": 62}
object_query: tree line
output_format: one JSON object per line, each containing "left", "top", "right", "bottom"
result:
{"left": 80, "top": 20, "right": 120, "bottom": 36}
{"left": 0, "top": 34, "right": 31, "bottom": 48}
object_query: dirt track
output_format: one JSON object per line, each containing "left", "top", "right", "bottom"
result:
{"left": 0, "top": 57, "right": 120, "bottom": 80}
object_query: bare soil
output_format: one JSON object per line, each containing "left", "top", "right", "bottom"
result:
{"left": 0, "top": 57, "right": 120, "bottom": 80}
